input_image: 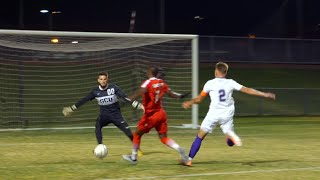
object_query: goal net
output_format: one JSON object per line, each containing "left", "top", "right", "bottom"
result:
{"left": 0, "top": 30, "right": 198, "bottom": 129}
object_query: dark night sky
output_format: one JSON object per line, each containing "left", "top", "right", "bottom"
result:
{"left": 1, "top": 0, "right": 320, "bottom": 38}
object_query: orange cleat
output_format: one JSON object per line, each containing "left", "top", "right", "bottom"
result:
{"left": 185, "top": 160, "right": 192, "bottom": 167}
{"left": 178, "top": 159, "right": 192, "bottom": 167}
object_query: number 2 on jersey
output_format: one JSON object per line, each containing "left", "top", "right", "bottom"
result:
{"left": 218, "top": 89, "right": 226, "bottom": 102}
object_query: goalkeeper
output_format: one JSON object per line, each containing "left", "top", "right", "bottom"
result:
{"left": 62, "top": 72, "right": 144, "bottom": 156}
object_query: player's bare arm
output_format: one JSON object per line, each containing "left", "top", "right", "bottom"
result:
{"left": 240, "top": 86, "right": 276, "bottom": 100}
{"left": 128, "top": 87, "right": 147, "bottom": 101}
{"left": 126, "top": 87, "right": 147, "bottom": 111}
{"left": 182, "top": 93, "right": 206, "bottom": 109}
{"left": 167, "top": 89, "right": 190, "bottom": 99}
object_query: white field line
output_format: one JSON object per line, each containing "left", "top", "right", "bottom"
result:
{"left": 0, "top": 165, "right": 319, "bottom": 179}
{"left": 98, "top": 166, "right": 320, "bottom": 180}
{"left": 0, "top": 124, "right": 319, "bottom": 132}
{"left": 0, "top": 126, "right": 96, "bottom": 132}
{"left": 0, "top": 126, "right": 182, "bottom": 132}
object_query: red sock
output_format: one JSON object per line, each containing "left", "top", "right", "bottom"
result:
{"left": 160, "top": 137, "right": 170, "bottom": 144}
{"left": 161, "top": 137, "right": 180, "bottom": 150}
{"left": 133, "top": 132, "right": 141, "bottom": 150}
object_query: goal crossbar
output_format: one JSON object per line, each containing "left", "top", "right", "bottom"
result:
{"left": 0, "top": 29, "right": 197, "bottom": 39}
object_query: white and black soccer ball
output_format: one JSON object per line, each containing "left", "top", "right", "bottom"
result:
{"left": 94, "top": 144, "right": 108, "bottom": 159}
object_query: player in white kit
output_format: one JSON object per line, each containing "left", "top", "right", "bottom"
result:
{"left": 181, "top": 62, "right": 276, "bottom": 166}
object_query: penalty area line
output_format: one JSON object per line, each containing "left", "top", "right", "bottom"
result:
{"left": 98, "top": 166, "right": 320, "bottom": 180}
{"left": 0, "top": 126, "right": 185, "bottom": 132}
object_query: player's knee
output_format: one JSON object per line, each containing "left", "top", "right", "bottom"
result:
{"left": 95, "top": 122, "right": 102, "bottom": 129}
{"left": 135, "top": 129, "right": 145, "bottom": 136}
{"left": 133, "top": 132, "right": 139, "bottom": 138}
{"left": 128, "top": 133, "right": 133, "bottom": 141}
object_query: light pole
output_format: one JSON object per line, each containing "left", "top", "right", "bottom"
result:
{"left": 40, "top": 10, "right": 62, "bottom": 31}
{"left": 194, "top": 16, "right": 204, "bottom": 34}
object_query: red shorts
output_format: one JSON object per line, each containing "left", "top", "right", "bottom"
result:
{"left": 137, "top": 109, "right": 168, "bottom": 134}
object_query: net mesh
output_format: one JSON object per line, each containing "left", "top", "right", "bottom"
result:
{"left": 0, "top": 31, "right": 193, "bottom": 128}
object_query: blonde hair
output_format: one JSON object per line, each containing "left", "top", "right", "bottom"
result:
{"left": 215, "top": 62, "right": 229, "bottom": 74}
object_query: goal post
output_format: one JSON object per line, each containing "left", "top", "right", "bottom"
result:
{"left": 0, "top": 29, "right": 199, "bottom": 129}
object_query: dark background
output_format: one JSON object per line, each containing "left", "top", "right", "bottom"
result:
{"left": 1, "top": 0, "right": 320, "bottom": 38}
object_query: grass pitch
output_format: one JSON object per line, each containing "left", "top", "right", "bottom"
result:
{"left": 1, "top": 116, "right": 320, "bottom": 180}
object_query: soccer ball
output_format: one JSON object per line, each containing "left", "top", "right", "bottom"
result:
{"left": 94, "top": 144, "right": 108, "bottom": 159}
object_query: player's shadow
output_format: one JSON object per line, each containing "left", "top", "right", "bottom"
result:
{"left": 101, "top": 161, "right": 117, "bottom": 164}
{"left": 196, "top": 159, "right": 290, "bottom": 166}
{"left": 141, "top": 151, "right": 168, "bottom": 155}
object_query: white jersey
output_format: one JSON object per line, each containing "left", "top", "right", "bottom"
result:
{"left": 203, "top": 78, "right": 243, "bottom": 117}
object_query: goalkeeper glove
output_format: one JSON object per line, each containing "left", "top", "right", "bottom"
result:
{"left": 132, "top": 100, "right": 145, "bottom": 112}
{"left": 62, "top": 105, "right": 77, "bottom": 116}
{"left": 180, "top": 92, "right": 190, "bottom": 99}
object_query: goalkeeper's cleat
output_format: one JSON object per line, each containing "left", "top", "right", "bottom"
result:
{"left": 122, "top": 155, "right": 137, "bottom": 165}
{"left": 178, "top": 147, "right": 188, "bottom": 164}
{"left": 138, "top": 149, "right": 144, "bottom": 157}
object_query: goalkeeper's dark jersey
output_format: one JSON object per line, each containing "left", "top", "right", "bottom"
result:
{"left": 74, "top": 83, "right": 128, "bottom": 115}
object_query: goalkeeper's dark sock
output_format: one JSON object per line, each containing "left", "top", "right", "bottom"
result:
{"left": 95, "top": 128, "right": 103, "bottom": 144}
{"left": 189, "top": 136, "right": 203, "bottom": 158}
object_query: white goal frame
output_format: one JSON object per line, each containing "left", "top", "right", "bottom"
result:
{"left": 0, "top": 29, "right": 199, "bottom": 128}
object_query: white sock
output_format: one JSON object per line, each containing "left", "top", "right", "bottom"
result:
{"left": 166, "top": 139, "right": 180, "bottom": 151}
{"left": 131, "top": 149, "right": 137, "bottom": 160}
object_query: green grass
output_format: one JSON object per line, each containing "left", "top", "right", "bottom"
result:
{"left": 1, "top": 116, "right": 320, "bottom": 180}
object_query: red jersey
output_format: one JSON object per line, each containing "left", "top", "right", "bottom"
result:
{"left": 140, "top": 77, "right": 168, "bottom": 114}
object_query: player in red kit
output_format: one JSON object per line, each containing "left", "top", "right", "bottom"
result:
{"left": 122, "top": 66, "right": 189, "bottom": 164}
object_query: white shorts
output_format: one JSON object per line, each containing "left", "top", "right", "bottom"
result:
{"left": 200, "top": 115, "right": 234, "bottom": 134}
